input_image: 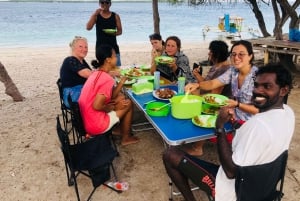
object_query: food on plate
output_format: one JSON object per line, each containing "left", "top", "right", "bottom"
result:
{"left": 159, "top": 58, "right": 172, "bottom": 63}
{"left": 125, "top": 68, "right": 143, "bottom": 77}
{"left": 204, "top": 95, "right": 224, "bottom": 105}
{"left": 155, "top": 88, "right": 175, "bottom": 99}
{"left": 202, "top": 107, "right": 219, "bottom": 115}
{"left": 155, "top": 56, "right": 174, "bottom": 64}
{"left": 193, "top": 116, "right": 204, "bottom": 126}
{"left": 192, "top": 115, "right": 216, "bottom": 128}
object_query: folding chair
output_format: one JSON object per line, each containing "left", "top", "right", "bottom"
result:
{"left": 235, "top": 150, "right": 288, "bottom": 201}
{"left": 68, "top": 97, "right": 119, "bottom": 155}
{"left": 56, "top": 78, "right": 72, "bottom": 133}
{"left": 56, "top": 116, "right": 121, "bottom": 201}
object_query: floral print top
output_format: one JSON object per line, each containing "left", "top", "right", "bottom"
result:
{"left": 217, "top": 65, "right": 258, "bottom": 121}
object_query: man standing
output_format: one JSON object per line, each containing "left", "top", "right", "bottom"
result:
{"left": 86, "top": 0, "right": 122, "bottom": 66}
{"left": 163, "top": 63, "right": 295, "bottom": 201}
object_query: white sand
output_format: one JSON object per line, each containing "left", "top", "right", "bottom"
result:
{"left": 0, "top": 41, "right": 299, "bottom": 200}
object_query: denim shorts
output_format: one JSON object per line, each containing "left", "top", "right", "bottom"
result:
{"left": 63, "top": 85, "right": 83, "bottom": 108}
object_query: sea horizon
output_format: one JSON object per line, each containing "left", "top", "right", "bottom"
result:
{"left": 0, "top": 1, "right": 296, "bottom": 48}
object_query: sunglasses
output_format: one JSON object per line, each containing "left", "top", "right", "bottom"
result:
{"left": 100, "top": 1, "right": 110, "bottom": 4}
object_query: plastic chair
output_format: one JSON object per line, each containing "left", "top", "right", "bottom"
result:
{"left": 235, "top": 150, "right": 288, "bottom": 201}
{"left": 56, "top": 78, "right": 72, "bottom": 133}
{"left": 56, "top": 116, "right": 121, "bottom": 201}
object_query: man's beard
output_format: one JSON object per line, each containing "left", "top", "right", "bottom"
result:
{"left": 252, "top": 91, "right": 281, "bottom": 111}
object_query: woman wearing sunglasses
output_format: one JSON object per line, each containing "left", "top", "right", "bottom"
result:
{"left": 86, "top": 0, "right": 123, "bottom": 67}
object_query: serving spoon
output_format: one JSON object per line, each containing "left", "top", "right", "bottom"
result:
{"left": 149, "top": 103, "right": 171, "bottom": 111}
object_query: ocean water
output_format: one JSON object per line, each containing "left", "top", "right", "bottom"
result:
{"left": 0, "top": 1, "right": 296, "bottom": 48}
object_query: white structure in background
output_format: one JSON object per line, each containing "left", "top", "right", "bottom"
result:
{"left": 202, "top": 14, "right": 261, "bottom": 39}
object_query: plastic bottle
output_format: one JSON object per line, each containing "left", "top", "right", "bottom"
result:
{"left": 107, "top": 181, "right": 129, "bottom": 191}
{"left": 154, "top": 71, "right": 160, "bottom": 90}
{"left": 178, "top": 77, "right": 185, "bottom": 95}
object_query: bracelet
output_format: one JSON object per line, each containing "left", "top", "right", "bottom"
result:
{"left": 236, "top": 101, "right": 240, "bottom": 108}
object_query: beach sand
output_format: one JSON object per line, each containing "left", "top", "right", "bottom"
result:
{"left": 0, "top": 42, "right": 299, "bottom": 201}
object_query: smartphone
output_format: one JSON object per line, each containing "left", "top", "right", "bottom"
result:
{"left": 193, "top": 63, "right": 203, "bottom": 75}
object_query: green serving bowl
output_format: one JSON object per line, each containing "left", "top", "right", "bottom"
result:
{"left": 146, "top": 101, "right": 170, "bottom": 117}
{"left": 170, "top": 95, "right": 203, "bottom": 119}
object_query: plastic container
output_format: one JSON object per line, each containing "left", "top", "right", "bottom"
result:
{"left": 170, "top": 95, "right": 203, "bottom": 119}
{"left": 146, "top": 101, "right": 170, "bottom": 117}
{"left": 154, "top": 71, "right": 160, "bottom": 90}
{"left": 107, "top": 181, "right": 129, "bottom": 191}
{"left": 177, "top": 77, "right": 185, "bottom": 95}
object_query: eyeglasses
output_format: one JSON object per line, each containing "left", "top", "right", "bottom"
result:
{"left": 230, "top": 52, "right": 248, "bottom": 58}
{"left": 100, "top": 1, "right": 110, "bottom": 4}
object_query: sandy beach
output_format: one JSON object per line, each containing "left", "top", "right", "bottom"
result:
{"left": 0, "top": 41, "right": 299, "bottom": 201}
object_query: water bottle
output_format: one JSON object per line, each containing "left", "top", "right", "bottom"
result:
{"left": 106, "top": 181, "right": 129, "bottom": 191}
{"left": 178, "top": 77, "right": 185, "bottom": 95}
{"left": 154, "top": 71, "right": 160, "bottom": 90}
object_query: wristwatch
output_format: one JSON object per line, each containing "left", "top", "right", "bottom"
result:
{"left": 214, "top": 128, "right": 226, "bottom": 137}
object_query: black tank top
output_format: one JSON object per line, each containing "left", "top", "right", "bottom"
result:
{"left": 95, "top": 12, "right": 120, "bottom": 54}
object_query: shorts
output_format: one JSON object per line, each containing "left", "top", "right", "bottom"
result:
{"left": 178, "top": 154, "right": 219, "bottom": 198}
{"left": 63, "top": 85, "right": 83, "bottom": 108}
{"left": 102, "top": 111, "right": 120, "bottom": 133}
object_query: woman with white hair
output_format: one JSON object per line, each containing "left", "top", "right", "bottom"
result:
{"left": 60, "top": 36, "right": 92, "bottom": 108}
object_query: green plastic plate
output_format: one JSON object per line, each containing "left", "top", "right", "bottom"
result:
{"left": 155, "top": 56, "right": 174, "bottom": 64}
{"left": 202, "top": 94, "right": 228, "bottom": 107}
{"left": 192, "top": 115, "right": 217, "bottom": 128}
{"left": 102, "top": 29, "right": 117, "bottom": 34}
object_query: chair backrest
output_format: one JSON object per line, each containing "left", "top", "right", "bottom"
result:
{"left": 68, "top": 98, "right": 86, "bottom": 139}
{"left": 56, "top": 115, "right": 117, "bottom": 189}
{"left": 235, "top": 150, "right": 288, "bottom": 201}
{"left": 56, "top": 78, "right": 65, "bottom": 107}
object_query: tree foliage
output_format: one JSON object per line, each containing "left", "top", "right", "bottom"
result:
{"left": 152, "top": 0, "right": 299, "bottom": 39}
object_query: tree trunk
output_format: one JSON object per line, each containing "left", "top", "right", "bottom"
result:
{"left": 152, "top": 0, "right": 160, "bottom": 33}
{"left": 0, "top": 62, "right": 24, "bottom": 101}
{"left": 247, "top": 0, "right": 271, "bottom": 37}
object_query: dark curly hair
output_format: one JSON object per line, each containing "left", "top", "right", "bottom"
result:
{"left": 209, "top": 40, "right": 229, "bottom": 63}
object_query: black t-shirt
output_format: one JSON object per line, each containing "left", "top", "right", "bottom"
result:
{"left": 95, "top": 12, "right": 120, "bottom": 54}
{"left": 59, "top": 56, "right": 91, "bottom": 88}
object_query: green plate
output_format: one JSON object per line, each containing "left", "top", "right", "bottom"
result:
{"left": 155, "top": 56, "right": 174, "bottom": 64}
{"left": 140, "top": 65, "right": 151, "bottom": 71}
{"left": 202, "top": 94, "right": 228, "bottom": 107}
{"left": 121, "top": 68, "right": 144, "bottom": 77}
{"left": 192, "top": 115, "right": 217, "bottom": 128}
{"left": 102, "top": 29, "right": 117, "bottom": 34}
{"left": 116, "top": 78, "right": 136, "bottom": 85}
{"left": 201, "top": 103, "right": 220, "bottom": 115}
